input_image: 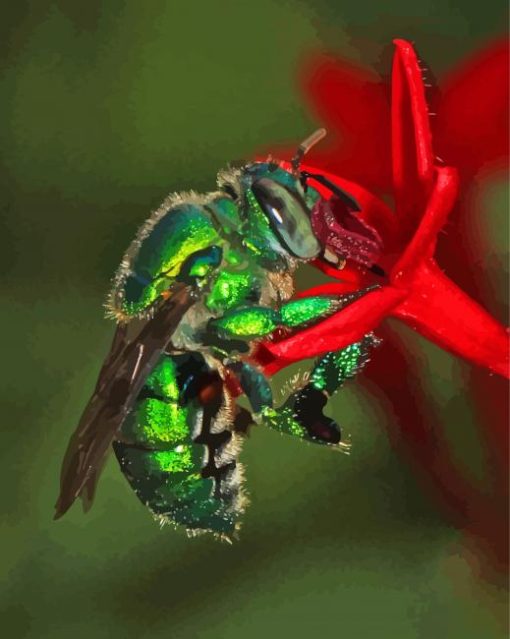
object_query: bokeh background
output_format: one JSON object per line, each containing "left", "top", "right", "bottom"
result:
{"left": 1, "top": 2, "right": 508, "bottom": 638}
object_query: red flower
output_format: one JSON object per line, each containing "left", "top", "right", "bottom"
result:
{"left": 251, "top": 39, "right": 509, "bottom": 579}
{"left": 253, "top": 40, "right": 509, "bottom": 380}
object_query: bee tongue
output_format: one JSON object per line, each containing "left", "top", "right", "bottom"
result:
{"left": 311, "top": 198, "right": 383, "bottom": 269}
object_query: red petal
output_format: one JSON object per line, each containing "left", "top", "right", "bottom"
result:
{"left": 293, "top": 282, "right": 361, "bottom": 298}
{"left": 255, "top": 286, "right": 406, "bottom": 375}
{"left": 435, "top": 39, "right": 509, "bottom": 178}
{"left": 298, "top": 54, "right": 391, "bottom": 192}
{"left": 392, "top": 259, "right": 509, "bottom": 378}
{"left": 391, "top": 167, "right": 458, "bottom": 286}
{"left": 392, "top": 39, "right": 435, "bottom": 238}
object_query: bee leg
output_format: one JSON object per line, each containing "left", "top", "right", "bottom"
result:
{"left": 206, "top": 292, "right": 363, "bottom": 343}
{"left": 278, "top": 288, "right": 379, "bottom": 330}
{"left": 261, "top": 333, "right": 380, "bottom": 447}
{"left": 227, "top": 361, "right": 273, "bottom": 415}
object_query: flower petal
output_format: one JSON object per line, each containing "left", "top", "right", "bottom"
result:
{"left": 392, "top": 259, "right": 509, "bottom": 378}
{"left": 391, "top": 166, "right": 458, "bottom": 286}
{"left": 435, "top": 38, "right": 509, "bottom": 178}
{"left": 293, "top": 282, "right": 361, "bottom": 298}
{"left": 392, "top": 39, "right": 435, "bottom": 237}
{"left": 254, "top": 286, "right": 406, "bottom": 375}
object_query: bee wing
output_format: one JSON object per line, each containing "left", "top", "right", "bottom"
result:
{"left": 54, "top": 283, "right": 196, "bottom": 519}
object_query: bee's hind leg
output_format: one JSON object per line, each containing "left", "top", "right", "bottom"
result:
{"left": 261, "top": 333, "right": 380, "bottom": 447}
{"left": 225, "top": 333, "right": 379, "bottom": 447}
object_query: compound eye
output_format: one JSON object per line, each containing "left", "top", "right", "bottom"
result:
{"left": 251, "top": 178, "right": 320, "bottom": 259}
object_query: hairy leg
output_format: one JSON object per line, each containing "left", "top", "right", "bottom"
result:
{"left": 261, "top": 334, "right": 380, "bottom": 447}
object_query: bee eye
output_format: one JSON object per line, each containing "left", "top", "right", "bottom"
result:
{"left": 251, "top": 178, "right": 320, "bottom": 259}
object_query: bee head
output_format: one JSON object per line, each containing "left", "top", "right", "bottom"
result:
{"left": 217, "top": 162, "right": 323, "bottom": 263}
{"left": 216, "top": 129, "right": 338, "bottom": 262}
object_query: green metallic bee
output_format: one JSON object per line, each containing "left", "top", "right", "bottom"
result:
{"left": 55, "top": 130, "right": 379, "bottom": 539}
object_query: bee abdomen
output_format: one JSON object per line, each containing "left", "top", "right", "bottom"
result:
{"left": 112, "top": 352, "right": 245, "bottom": 536}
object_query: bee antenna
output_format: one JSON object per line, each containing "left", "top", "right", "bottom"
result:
{"left": 291, "top": 128, "right": 327, "bottom": 174}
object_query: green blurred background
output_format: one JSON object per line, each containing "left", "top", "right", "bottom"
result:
{"left": 1, "top": 2, "right": 508, "bottom": 638}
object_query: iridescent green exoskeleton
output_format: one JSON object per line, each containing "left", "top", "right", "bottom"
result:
{"left": 55, "top": 130, "right": 380, "bottom": 539}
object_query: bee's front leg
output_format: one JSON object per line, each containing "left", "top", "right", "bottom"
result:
{"left": 206, "top": 295, "right": 343, "bottom": 342}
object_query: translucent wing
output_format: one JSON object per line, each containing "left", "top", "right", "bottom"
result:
{"left": 54, "top": 283, "right": 196, "bottom": 519}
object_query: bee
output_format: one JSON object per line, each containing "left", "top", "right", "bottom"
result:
{"left": 54, "top": 129, "right": 379, "bottom": 539}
